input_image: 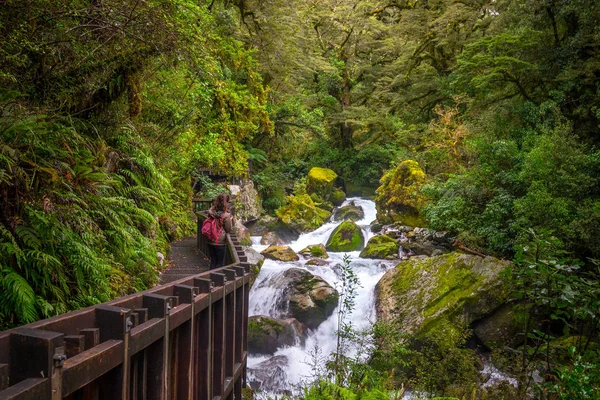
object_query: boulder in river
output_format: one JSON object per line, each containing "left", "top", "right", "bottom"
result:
{"left": 247, "top": 355, "right": 289, "bottom": 392}
{"left": 306, "top": 167, "right": 338, "bottom": 201}
{"left": 260, "top": 231, "right": 286, "bottom": 246}
{"left": 375, "top": 252, "right": 510, "bottom": 340}
{"left": 326, "top": 220, "right": 364, "bottom": 252}
{"left": 359, "top": 234, "right": 399, "bottom": 259}
{"left": 248, "top": 315, "right": 307, "bottom": 355}
{"left": 305, "top": 258, "right": 331, "bottom": 267}
{"left": 330, "top": 189, "right": 346, "bottom": 206}
{"left": 279, "top": 268, "right": 338, "bottom": 329}
{"left": 333, "top": 202, "right": 365, "bottom": 221}
{"left": 243, "top": 246, "right": 265, "bottom": 288}
{"left": 276, "top": 194, "right": 332, "bottom": 233}
{"left": 299, "top": 244, "right": 329, "bottom": 259}
{"left": 261, "top": 245, "right": 299, "bottom": 262}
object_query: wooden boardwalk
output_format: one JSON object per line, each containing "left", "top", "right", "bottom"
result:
{"left": 159, "top": 237, "right": 210, "bottom": 284}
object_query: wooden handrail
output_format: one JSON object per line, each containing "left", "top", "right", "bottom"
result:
{"left": 0, "top": 235, "right": 249, "bottom": 400}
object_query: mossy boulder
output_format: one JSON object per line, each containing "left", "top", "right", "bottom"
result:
{"left": 306, "top": 167, "right": 338, "bottom": 200}
{"left": 326, "top": 220, "right": 365, "bottom": 252}
{"left": 472, "top": 303, "right": 525, "bottom": 349}
{"left": 333, "top": 202, "right": 365, "bottom": 222}
{"left": 299, "top": 244, "right": 329, "bottom": 259}
{"left": 248, "top": 315, "right": 307, "bottom": 355}
{"left": 279, "top": 268, "right": 339, "bottom": 329}
{"left": 261, "top": 246, "right": 299, "bottom": 262}
{"left": 276, "top": 194, "right": 332, "bottom": 233}
{"left": 375, "top": 252, "right": 510, "bottom": 339}
{"left": 360, "top": 235, "right": 399, "bottom": 259}
{"left": 331, "top": 189, "right": 346, "bottom": 206}
{"left": 375, "top": 160, "right": 428, "bottom": 226}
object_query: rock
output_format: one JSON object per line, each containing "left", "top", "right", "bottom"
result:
{"left": 472, "top": 303, "right": 524, "bottom": 350}
{"left": 326, "top": 220, "right": 365, "bottom": 252}
{"left": 156, "top": 252, "right": 165, "bottom": 266}
{"left": 247, "top": 355, "right": 289, "bottom": 392}
{"left": 306, "top": 167, "right": 338, "bottom": 201}
{"left": 360, "top": 234, "right": 399, "bottom": 259}
{"left": 234, "top": 179, "right": 263, "bottom": 223}
{"left": 375, "top": 160, "right": 428, "bottom": 226}
{"left": 260, "top": 232, "right": 286, "bottom": 246}
{"left": 299, "top": 244, "right": 329, "bottom": 259}
{"left": 279, "top": 268, "right": 338, "bottom": 329}
{"left": 401, "top": 240, "right": 449, "bottom": 257}
{"left": 243, "top": 246, "right": 265, "bottom": 287}
{"left": 160, "top": 217, "right": 178, "bottom": 241}
{"left": 246, "top": 215, "right": 277, "bottom": 236}
{"left": 276, "top": 194, "right": 332, "bottom": 233}
{"left": 235, "top": 219, "right": 252, "bottom": 246}
{"left": 370, "top": 223, "right": 383, "bottom": 233}
{"left": 375, "top": 252, "right": 511, "bottom": 339}
{"left": 261, "top": 246, "right": 299, "bottom": 262}
{"left": 333, "top": 202, "right": 365, "bottom": 221}
{"left": 331, "top": 189, "right": 346, "bottom": 206}
{"left": 305, "top": 259, "right": 331, "bottom": 266}
{"left": 248, "top": 315, "right": 307, "bottom": 355}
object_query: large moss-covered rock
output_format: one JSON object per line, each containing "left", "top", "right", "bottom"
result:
{"left": 472, "top": 303, "right": 524, "bottom": 349}
{"left": 333, "top": 202, "right": 364, "bottom": 221}
{"left": 279, "top": 268, "right": 339, "bottom": 329}
{"left": 276, "top": 194, "right": 332, "bottom": 233}
{"left": 326, "top": 220, "right": 365, "bottom": 252}
{"left": 261, "top": 246, "right": 299, "bottom": 262}
{"left": 331, "top": 189, "right": 346, "bottom": 206}
{"left": 306, "top": 167, "right": 338, "bottom": 200}
{"left": 360, "top": 235, "right": 399, "bottom": 259}
{"left": 248, "top": 315, "right": 307, "bottom": 355}
{"left": 375, "top": 253, "right": 510, "bottom": 339}
{"left": 375, "top": 160, "right": 428, "bottom": 226}
{"left": 299, "top": 244, "right": 329, "bottom": 259}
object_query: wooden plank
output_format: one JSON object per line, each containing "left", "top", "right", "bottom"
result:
{"left": 0, "top": 378, "right": 49, "bottom": 400}
{"left": 64, "top": 335, "right": 85, "bottom": 359}
{"left": 62, "top": 340, "right": 123, "bottom": 396}
{"left": 0, "top": 363, "right": 8, "bottom": 391}
{"left": 173, "top": 286, "right": 197, "bottom": 400}
{"left": 128, "top": 319, "right": 165, "bottom": 356}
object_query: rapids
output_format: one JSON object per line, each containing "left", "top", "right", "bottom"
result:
{"left": 247, "top": 198, "right": 396, "bottom": 394}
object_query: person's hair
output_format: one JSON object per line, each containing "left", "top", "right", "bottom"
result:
{"left": 214, "top": 193, "right": 229, "bottom": 212}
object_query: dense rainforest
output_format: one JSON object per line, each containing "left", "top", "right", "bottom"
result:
{"left": 1, "top": 0, "right": 599, "bottom": 398}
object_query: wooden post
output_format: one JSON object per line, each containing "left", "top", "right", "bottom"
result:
{"left": 210, "top": 273, "right": 226, "bottom": 397}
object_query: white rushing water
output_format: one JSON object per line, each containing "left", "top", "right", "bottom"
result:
{"left": 247, "top": 198, "right": 396, "bottom": 394}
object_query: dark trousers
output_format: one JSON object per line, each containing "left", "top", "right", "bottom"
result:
{"left": 208, "top": 244, "right": 227, "bottom": 269}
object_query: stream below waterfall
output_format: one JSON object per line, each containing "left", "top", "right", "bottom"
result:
{"left": 246, "top": 197, "right": 517, "bottom": 397}
{"left": 247, "top": 198, "right": 397, "bottom": 395}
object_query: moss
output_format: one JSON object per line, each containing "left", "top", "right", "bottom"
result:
{"left": 331, "top": 189, "right": 346, "bottom": 206}
{"left": 326, "top": 220, "right": 365, "bottom": 252}
{"left": 276, "top": 193, "right": 332, "bottom": 232}
{"left": 306, "top": 167, "right": 338, "bottom": 200}
{"left": 359, "top": 234, "right": 399, "bottom": 259}
{"left": 309, "top": 245, "right": 326, "bottom": 257}
{"left": 375, "top": 160, "right": 428, "bottom": 227}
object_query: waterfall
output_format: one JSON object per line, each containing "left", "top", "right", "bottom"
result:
{"left": 247, "top": 198, "right": 396, "bottom": 394}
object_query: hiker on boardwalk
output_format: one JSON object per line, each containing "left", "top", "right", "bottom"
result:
{"left": 205, "top": 193, "right": 233, "bottom": 269}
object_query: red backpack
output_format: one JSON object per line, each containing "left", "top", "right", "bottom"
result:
{"left": 201, "top": 216, "right": 224, "bottom": 244}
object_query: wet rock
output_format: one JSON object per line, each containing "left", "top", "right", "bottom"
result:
{"left": 243, "top": 246, "right": 265, "bottom": 287}
{"left": 261, "top": 246, "right": 299, "bottom": 262}
{"left": 331, "top": 189, "right": 346, "bottom": 206}
{"left": 248, "top": 315, "right": 307, "bottom": 355}
{"left": 305, "top": 258, "right": 331, "bottom": 266}
{"left": 375, "top": 252, "right": 511, "bottom": 339}
{"left": 359, "top": 235, "right": 399, "bottom": 259}
{"left": 326, "top": 220, "right": 364, "bottom": 252}
{"left": 279, "top": 268, "right": 338, "bottom": 329}
{"left": 247, "top": 215, "right": 278, "bottom": 236}
{"left": 235, "top": 219, "right": 252, "bottom": 246}
{"left": 248, "top": 355, "right": 289, "bottom": 392}
{"left": 299, "top": 244, "right": 329, "bottom": 259}
{"left": 333, "top": 202, "right": 365, "bottom": 221}
{"left": 260, "top": 232, "right": 286, "bottom": 246}
{"left": 401, "top": 240, "right": 449, "bottom": 257}
{"left": 370, "top": 223, "right": 383, "bottom": 233}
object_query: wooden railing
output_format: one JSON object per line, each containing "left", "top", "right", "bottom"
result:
{"left": 0, "top": 234, "right": 249, "bottom": 400}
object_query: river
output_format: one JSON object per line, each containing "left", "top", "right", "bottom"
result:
{"left": 247, "top": 198, "right": 397, "bottom": 394}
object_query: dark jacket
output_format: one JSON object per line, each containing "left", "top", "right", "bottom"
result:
{"left": 207, "top": 207, "right": 233, "bottom": 245}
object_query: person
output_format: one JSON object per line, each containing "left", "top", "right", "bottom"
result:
{"left": 206, "top": 193, "right": 233, "bottom": 269}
